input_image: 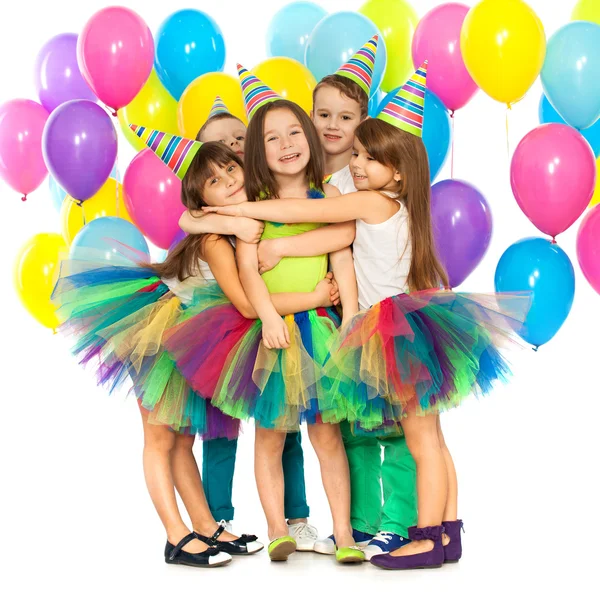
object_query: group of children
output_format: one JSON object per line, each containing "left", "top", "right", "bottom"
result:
{"left": 51, "top": 35, "right": 529, "bottom": 570}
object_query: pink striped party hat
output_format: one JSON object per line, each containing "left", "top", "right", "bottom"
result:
{"left": 208, "top": 96, "right": 230, "bottom": 120}
{"left": 237, "top": 64, "right": 282, "bottom": 120}
{"left": 335, "top": 34, "right": 379, "bottom": 97}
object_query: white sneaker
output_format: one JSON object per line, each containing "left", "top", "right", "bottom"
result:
{"left": 364, "top": 531, "right": 408, "bottom": 560}
{"left": 287, "top": 521, "right": 319, "bottom": 551}
{"left": 313, "top": 535, "right": 336, "bottom": 555}
{"left": 223, "top": 521, "right": 234, "bottom": 533}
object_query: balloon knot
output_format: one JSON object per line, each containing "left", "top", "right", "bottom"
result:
{"left": 551, "top": 237, "right": 557, "bottom": 245}
{"left": 450, "top": 110, "right": 455, "bottom": 118}
{"left": 532, "top": 345, "right": 539, "bottom": 353}
{"left": 75, "top": 199, "right": 84, "bottom": 208}
{"left": 21, "top": 194, "right": 27, "bottom": 202}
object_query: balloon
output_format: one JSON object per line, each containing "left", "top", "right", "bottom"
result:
{"left": 34, "top": 33, "right": 97, "bottom": 113}
{"left": 305, "top": 11, "right": 387, "bottom": 98}
{"left": 591, "top": 157, "right": 600, "bottom": 207}
{"left": 368, "top": 88, "right": 385, "bottom": 117}
{"left": 13, "top": 233, "right": 67, "bottom": 330}
{"left": 510, "top": 124, "right": 596, "bottom": 238}
{"left": 539, "top": 93, "right": 600, "bottom": 158}
{"left": 577, "top": 205, "right": 600, "bottom": 295}
{"left": 155, "top": 10, "right": 226, "bottom": 101}
{"left": 0, "top": 99, "right": 49, "bottom": 200}
{"left": 431, "top": 179, "right": 493, "bottom": 287}
{"left": 77, "top": 7, "right": 154, "bottom": 112}
{"left": 42, "top": 100, "right": 117, "bottom": 202}
{"left": 70, "top": 216, "right": 149, "bottom": 260}
{"left": 495, "top": 238, "right": 575, "bottom": 348}
{"left": 359, "top": 0, "right": 418, "bottom": 93}
{"left": 117, "top": 69, "right": 179, "bottom": 153}
{"left": 267, "top": 2, "right": 327, "bottom": 63}
{"left": 123, "top": 150, "right": 184, "bottom": 249}
{"left": 169, "top": 229, "right": 187, "bottom": 254}
{"left": 253, "top": 57, "right": 317, "bottom": 116}
{"left": 178, "top": 73, "right": 246, "bottom": 139}
{"left": 541, "top": 22, "right": 600, "bottom": 130}
{"left": 460, "top": 0, "right": 546, "bottom": 106}
{"left": 411, "top": 3, "right": 478, "bottom": 112}
{"left": 572, "top": 0, "right": 600, "bottom": 24}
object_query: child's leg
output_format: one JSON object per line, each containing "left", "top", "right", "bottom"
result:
{"left": 282, "top": 431, "right": 310, "bottom": 522}
{"left": 307, "top": 422, "right": 354, "bottom": 547}
{"left": 202, "top": 437, "right": 238, "bottom": 522}
{"left": 437, "top": 416, "right": 458, "bottom": 523}
{"left": 254, "top": 426, "right": 288, "bottom": 539}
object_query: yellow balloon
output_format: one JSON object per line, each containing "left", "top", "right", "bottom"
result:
{"left": 60, "top": 178, "right": 133, "bottom": 245}
{"left": 253, "top": 57, "right": 317, "bottom": 115}
{"left": 590, "top": 157, "right": 600, "bottom": 207}
{"left": 178, "top": 73, "right": 247, "bottom": 139}
{"left": 359, "top": 0, "right": 419, "bottom": 93}
{"left": 460, "top": 0, "right": 546, "bottom": 106}
{"left": 117, "top": 69, "right": 179, "bottom": 152}
{"left": 572, "top": 0, "right": 600, "bottom": 24}
{"left": 13, "top": 233, "right": 67, "bottom": 330}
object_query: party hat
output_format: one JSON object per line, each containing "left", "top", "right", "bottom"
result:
{"left": 376, "top": 61, "right": 428, "bottom": 138}
{"left": 208, "top": 96, "right": 230, "bottom": 120}
{"left": 335, "top": 34, "right": 379, "bottom": 97}
{"left": 129, "top": 125, "right": 202, "bottom": 180}
{"left": 237, "top": 64, "right": 282, "bottom": 120}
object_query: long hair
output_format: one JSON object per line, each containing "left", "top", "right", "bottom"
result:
{"left": 355, "top": 118, "right": 449, "bottom": 291}
{"left": 149, "top": 142, "right": 243, "bottom": 281}
{"left": 244, "top": 99, "right": 324, "bottom": 201}
{"left": 313, "top": 74, "right": 369, "bottom": 119}
{"left": 196, "top": 112, "right": 245, "bottom": 142}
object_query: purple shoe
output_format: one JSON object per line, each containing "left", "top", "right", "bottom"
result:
{"left": 370, "top": 526, "right": 445, "bottom": 570}
{"left": 442, "top": 520, "right": 464, "bottom": 563}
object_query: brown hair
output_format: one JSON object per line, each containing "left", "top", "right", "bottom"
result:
{"left": 244, "top": 99, "right": 324, "bottom": 202}
{"left": 313, "top": 74, "right": 369, "bottom": 119}
{"left": 196, "top": 112, "right": 245, "bottom": 142}
{"left": 149, "top": 142, "right": 243, "bottom": 281}
{"left": 354, "top": 118, "right": 449, "bottom": 291}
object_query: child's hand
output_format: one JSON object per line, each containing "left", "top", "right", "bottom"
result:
{"left": 234, "top": 218, "right": 264, "bottom": 244}
{"left": 262, "top": 315, "right": 291, "bottom": 349}
{"left": 258, "top": 238, "right": 283, "bottom": 274}
{"left": 202, "top": 203, "right": 246, "bottom": 217}
{"left": 329, "top": 275, "right": 340, "bottom": 306}
{"left": 314, "top": 275, "right": 335, "bottom": 307}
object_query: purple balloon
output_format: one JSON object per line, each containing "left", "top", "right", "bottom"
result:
{"left": 34, "top": 33, "right": 97, "bottom": 114}
{"left": 168, "top": 229, "right": 187, "bottom": 254}
{"left": 42, "top": 100, "right": 117, "bottom": 201}
{"left": 431, "top": 179, "right": 493, "bottom": 287}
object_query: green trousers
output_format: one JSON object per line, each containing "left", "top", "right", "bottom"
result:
{"left": 341, "top": 421, "right": 417, "bottom": 537}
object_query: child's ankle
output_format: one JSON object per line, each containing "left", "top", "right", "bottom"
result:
{"left": 287, "top": 518, "right": 307, "bottom": 525}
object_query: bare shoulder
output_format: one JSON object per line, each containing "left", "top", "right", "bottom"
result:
{"left": 323, "top": 182, "right": 341, "bottom": 197}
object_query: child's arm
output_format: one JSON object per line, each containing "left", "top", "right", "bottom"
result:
{"left": 179, "top": 211, "right": 264, "bottom": 244}
{"left": 329, "top": 247, "right": 359, "bottom": 328}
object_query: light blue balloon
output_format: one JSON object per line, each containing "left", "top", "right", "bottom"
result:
{"left": 541, "top": 21, "right": 600, "bottom": 130}
{"left": 494, "top": 237, "right": 575, "bottom": 349}
{"left": 368, "top": 88, "right": 384, "bottom": 117}
{"left": 538, "top": 93, "right": 600, "bottom": 157}
{"left": 70, "top": 217, "right": 149, "bottom": 260}
{"left": 267, "top": 2, "right": 327, "bottom": 63}
{"left": 155, "top": 9, "right": 226, "bottom": 100}
{"left": 304, "top": 11, "right": 387, "bottom": 98}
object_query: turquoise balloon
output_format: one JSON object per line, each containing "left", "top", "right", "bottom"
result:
{"left": 368, "top": 88, "right": 384, "bottom": 117}
{"left": 494, "top": 237, "right": 575, "bottom": 348}
{"left": 541, "top": 21, "right": 600, "bottom": 130}
{"left": 267, "top": 2, "right": 327, "bottom": 63}
{"left": 304, "top": 11, "right": 387, "bottom": 98}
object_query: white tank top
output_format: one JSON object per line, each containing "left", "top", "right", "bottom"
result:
{"left": 352, "top": 195, "right": 411, "bottom": 310}
{"left": 328, "top": 165, "right": 357, "bottom": 195}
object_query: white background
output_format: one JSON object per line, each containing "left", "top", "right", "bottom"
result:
{"left": 0, "top": 1, "right": 598, "bottom": 598}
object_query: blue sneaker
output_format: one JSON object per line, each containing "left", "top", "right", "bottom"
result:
{"left": 313, "top": 529, "right": 374, "bottom": 555}
{"left": 364, "top": 531, "right": 411, "bottom": 560}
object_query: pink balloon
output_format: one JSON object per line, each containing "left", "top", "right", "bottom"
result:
{"left": 123, "top": 149, "right": 184, "bottom": 249}
{"left": 577, "top": 205, "right": 600, "bottom": 295}
{"left": 0, "top": 99, "right": 49, "bottom": 200}
{"left": 77, "top": 7, "right": 154, "bottom": 113}
{"left": 412, "top": 3, "right": 477, "bottom": 112}
{"left": 511, "top": 124, "right": 596, "bottom": 238}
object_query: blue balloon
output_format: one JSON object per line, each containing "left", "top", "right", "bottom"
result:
{"left": 494, "top": 237, "right": 575, "bottom": 348}
{"left": 377, "top": 88, "right": 451, "bottom": 182}
{"left": 541, "top": 21, "right": 600, "bottom": 130}
{"left": 267, "top": 2, "right": 327, "bottom": 63}
{"left": 538, "top": 93, "right": 600, "bottom": 157}
{"left": 70, "top": 217, "right": 149, "bottom": 260}
{"left": 305, "top": 11, "right": 387, "bottom": 98}
{"left": 155, "top": 10, "right": 226, "bottom": 100}
{"left": 368, "top": 88, "right": 384, "bottom": 117}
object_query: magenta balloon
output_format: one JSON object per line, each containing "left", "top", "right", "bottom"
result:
{"left": 577, "top": 205, "right": 600, "bottom": 295}
{"left": 123, "top": 149, "right": 184, "bottom": 249}
{"left": 34, "top": 33, "right": 97, "bottom": 113}
{"left": 511, "top": 124, "right": 596, "bottom": 238}
{"left": 411, "top": 3, "right": 477, "bottom": 112}
{"left": 0, "top": 99, "right": 49, "bottom": 199}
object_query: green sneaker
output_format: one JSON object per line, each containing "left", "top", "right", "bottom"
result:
{"left": 268, "top": 536, "right": 297, "bottom": 561}
{"left": 335, "top": 545, "right": 365, "bottom": 564}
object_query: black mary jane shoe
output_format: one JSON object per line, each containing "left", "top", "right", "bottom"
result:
{"left": 164, "top": 532, "right": 232, "bottom": 567}
{"left": 195, "top": 521, "right": 264, "bottom": 556}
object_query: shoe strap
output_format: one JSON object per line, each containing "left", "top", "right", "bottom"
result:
{"left": 408, "top": 525, "right": 445, "bottom": 542}
{"left": 206, "top": 522, "right": 226, "bottom": 546}
{"left": 169, "top": 532, "right": 198, "bottom": 561}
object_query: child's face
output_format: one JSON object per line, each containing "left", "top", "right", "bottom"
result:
{"left": 312, "top": 85, "right": 362, "bottom": 158}
{"left": 263, "top": 108, "right": 310, "bottom": 177}
{"left": 350, "top": 138, "right": 400, "bottom": 192}
{"left": 202, "top": 160, "right": 247, "bottom": 206}
{"left": 200, "top": 118, "right": 246, "bottom": 158}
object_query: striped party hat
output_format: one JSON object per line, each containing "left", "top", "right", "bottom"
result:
{"left": 237, "top": 64, "right": 282, "bottom": 120}
{"left": 208, "top": 96, "right": 230, "bottom": 120}
{"left": 129, "top": 125, "right": 202, "bottom": 180}
{"left": 335, "top": 34, "right": 379, "bottom": 97}
{"left": 376, "top": 61, "right": 428, "bottom": 138}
